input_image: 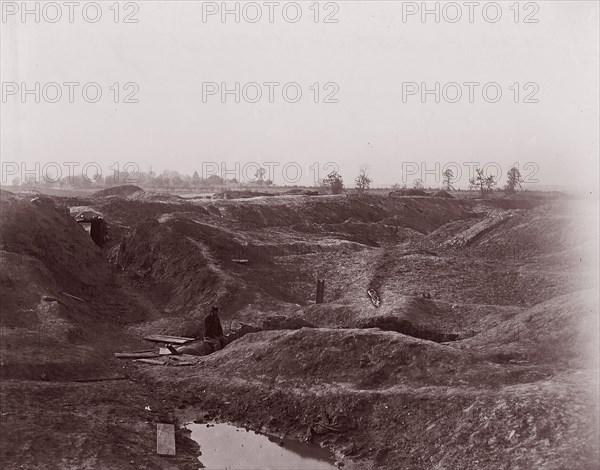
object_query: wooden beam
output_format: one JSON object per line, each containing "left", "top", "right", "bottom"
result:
{"left": 316, "top": 279, "right": 325, "bottom": 304}
{"left": 114, "top": 351, "right": 160, "bottom": 359}
{"left": 156, "top": 423, "right": 176, "bottom": 456}
{"left": 60, "top": 292, "right": 86, "bottom": 302}
{"left": 143, "top": 335, "right": 195, "bottom": 344}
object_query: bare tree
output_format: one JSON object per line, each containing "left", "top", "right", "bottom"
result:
{"left": 469, "top": 168, "right": 496, "bottom": 197}
{"left": 485, "top": 174, "right": 497, "bottom": 193}
{"left": 254, "top": 167, "right": 267, "bottom": 186}
{"left": 413, "top": 178, "right": 424, "bottom": 190}
{"left": 443, "top": 169, "right": 455, "bottom": 191}
{"left": 505, "top": 166, "right": 524, "bottom": 193}
{"left": 354, "top": 165, "right": 372, "bottom": 195}
{"left": 192, "top": 170, "right": 201, "bottom": 188}
{"left": 322, "top": 171, "right": 344, "bottom": 194}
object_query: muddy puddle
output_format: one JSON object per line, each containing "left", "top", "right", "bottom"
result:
{"left": 184, "top": 422, "right": 338, "bottom": 470}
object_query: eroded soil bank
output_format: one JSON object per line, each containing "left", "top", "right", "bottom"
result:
{"left": 1, "top": 189, "right": 598, "bottom": 469}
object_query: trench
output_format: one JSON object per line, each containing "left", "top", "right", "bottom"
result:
{"left": 359, "top": 317, "right": 459, "bottom": 343}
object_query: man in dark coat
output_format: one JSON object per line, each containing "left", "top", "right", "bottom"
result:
{"left": 90, "top": 216, "right": 107, "bottom": 247}
{"left": 204, "top": 306, "right": 226, "bottom": 351}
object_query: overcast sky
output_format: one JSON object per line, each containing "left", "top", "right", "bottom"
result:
{"left": 1, "top": 1, "right": 599, "bottom": 189}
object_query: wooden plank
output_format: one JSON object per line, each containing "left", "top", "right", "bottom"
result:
{"left": 171, "top": 362, "right": 196, "bottom": 367}
{"left": 143, "top": 335, "right": 195, "bottom": 344}
{"left": 115, "top": 351, "right": 160, "bottom": 359}
{"left": 60, "top": 292, "right": 86, "bottom": 302}
{"left": 316, "top": 279, "right": 325, "bottom": 304}
{"left": 156, "top": 423, "right": 176, "bottom": 456}
{"left": 134, "top": 355, "right": 200, "bottom": 367}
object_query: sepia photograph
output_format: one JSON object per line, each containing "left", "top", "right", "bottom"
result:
{"left": 1, "top": 1, "right": 599, "bottom": 469}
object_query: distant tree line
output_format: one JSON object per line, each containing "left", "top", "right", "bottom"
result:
{"left": 10, "top": 167, "right": 275, "bottom": 190}
{"left": 468, "top": 166, "right": 525, "bottom": 197}
{"left": 318, "top": 164, "right": 527, "bottom": 197}
{"left": 10, "top": 163, "right": 528, "bottom": 197}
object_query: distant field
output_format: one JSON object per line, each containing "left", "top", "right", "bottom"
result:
{"left": 2, "top": 184, "right": 564, "bottom": 201}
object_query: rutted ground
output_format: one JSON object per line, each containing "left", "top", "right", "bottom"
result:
{"left": 1, "top": 188, "right": 598, "bottom": 469}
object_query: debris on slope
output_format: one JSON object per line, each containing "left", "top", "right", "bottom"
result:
{"left": 439, "top": 212, "right": 512, "bottom": 249}
{"left": 425, "top": 212, "right": 513, "bottom": 249}
{"left": 367, "top": 288, "right": 381, "bottom": 307}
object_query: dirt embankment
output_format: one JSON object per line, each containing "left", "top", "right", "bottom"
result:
{"left": 114, "top": 216, "right": 249, "bottom": 326}
{"left": 109, "top": 193, "right": 597, "bottom": 468}
{"left": 0, "top": 192, "right": 203, "bottom": 468}
{"left": 1, "top": 189, "right": 598, "bottom": 470}
{"left": 139, "top": 326, "right": 599, "bottom": 470}
{"left": 210, "top": 194, "right": 472, "bottom": 231}
{"left": 0, "top": 194, "right": 112, "bottom": 293}
{"left": 0, "top": 193, "right": 148, "bottom": 381}
{"left": 461, "top": 290, "right": 599, "bottom": 368}
{"left": 108, "top": 195, "right": 475, "bottom": 331}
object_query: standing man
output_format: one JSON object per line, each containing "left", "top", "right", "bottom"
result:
{"left": 204, "top": 306, "right": 226, "bottom": 351}
{"left": 90, "top": 216, "right": 107, "bottom": 247}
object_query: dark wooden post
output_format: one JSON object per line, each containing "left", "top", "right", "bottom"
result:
{"left": 316, "top": 279, "right": 325, "bottom": 304}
